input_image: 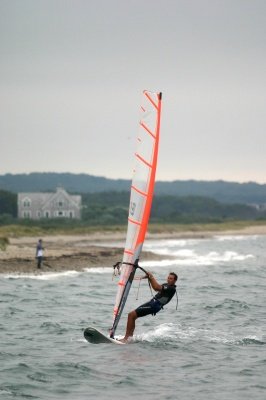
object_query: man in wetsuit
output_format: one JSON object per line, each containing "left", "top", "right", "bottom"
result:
{"left": 120, "top": 272, "right": 178, "bottom": 342}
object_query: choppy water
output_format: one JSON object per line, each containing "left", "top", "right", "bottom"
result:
{"left": 1, "top": 234, "right": 266, "bottom": 400}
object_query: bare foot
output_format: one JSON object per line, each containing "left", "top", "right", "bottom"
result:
{"left": 118, "top": 338, "right": 128, "bottom": 343}
{"left": 118, "top": 336, "right": 133, "bottom": 343}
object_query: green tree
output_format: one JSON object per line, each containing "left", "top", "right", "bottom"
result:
{"left": 0, "top": 190, "right": 17, "bottom": 217}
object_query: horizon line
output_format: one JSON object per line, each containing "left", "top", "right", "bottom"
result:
{"left": 0, "top": 171, "right": 265, "bottom": 185}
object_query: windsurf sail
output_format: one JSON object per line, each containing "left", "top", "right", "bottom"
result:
{"left": 110, "top": 90, "right": 162, "bottom": 338}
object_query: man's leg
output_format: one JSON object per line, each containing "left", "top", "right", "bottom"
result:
{"left": 123, "top": 310, "right": 138, "bottom": 341}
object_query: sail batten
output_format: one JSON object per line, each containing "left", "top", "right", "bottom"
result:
{"left": 128, "top": 217, "right": 142, "bottom": 226}
{"left": 110, "top": 90, "right": 162, "bottom": 338}
{"left": 131, "top": 185, "right": 148, "bottom": 197}
{"left": 144, "top": 91, "right": 159, "bottom": 110}
{"left": 135, "top": 153, "right": 153, "bottom": 168}
{"left": 140, "top": 121, "right": 156, "bottom": 138}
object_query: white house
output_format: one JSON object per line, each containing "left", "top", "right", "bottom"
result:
{"left": 18, "top": 187, "right": 82, "bottom": 220}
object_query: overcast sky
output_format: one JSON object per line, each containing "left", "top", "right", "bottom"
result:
{"left": 0, "top": 0, "right": 265, "bottom": 183}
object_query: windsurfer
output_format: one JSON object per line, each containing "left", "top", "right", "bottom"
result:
{"left": 119, "top": 272, "right": 178, "bottom": 343}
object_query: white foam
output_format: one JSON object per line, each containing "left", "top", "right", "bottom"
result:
{"left": 2, "top": 267, "right": 114, "bottom": 279}
{"left": 3, "top": 270, "right": 81, "bottom": 280}
{"left": 136, "top": 323, "right": 176, "bottom": 342}
{"left": 145, "top": 239, "right": 190, "bottom": 249}
{"left": 140, "top": 250, "right": 254, "bottom": 268}
{"left": 143, "top": 239, "right": 200, "bottom": 255}
{"left": 215, "top": 235, "right": 258, "bottom": 242}
{"left": 84, "top": 267, "right": 113, "bottom": 274}
{"left": 135, "top": 323, "right": 201, "bottom": 342}
{"left": 136, "top": 323, "right": 264, "bottom": 345}
{"left": 140, "top": 259, "right": 181, "bottom": 268}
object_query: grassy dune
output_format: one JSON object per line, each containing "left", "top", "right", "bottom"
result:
{"left": 0, "top": 220, "right": 266, "bottom": 239}
{"left": 0, "top": 236, "right": 9, "bottom": 250}
{"left": 147, "top": 220, "right": 266, "bottom": 234}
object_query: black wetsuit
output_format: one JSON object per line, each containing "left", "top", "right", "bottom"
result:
{"left": 135, "top": 283, "right": 177, "bottom": 317}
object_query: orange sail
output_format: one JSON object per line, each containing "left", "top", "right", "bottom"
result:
{"left": 110, "top": 91, "right": 162, "bottom": 337}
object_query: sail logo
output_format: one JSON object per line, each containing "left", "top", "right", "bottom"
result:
{"left": 130, "top": 202, "right": 136, "bottom": 216}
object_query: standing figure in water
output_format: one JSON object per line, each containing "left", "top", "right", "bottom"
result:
{"left": 36, "top": 239, "right": 44, "bottom": 269}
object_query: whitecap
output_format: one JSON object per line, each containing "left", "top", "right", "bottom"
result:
{"left": 136, "top": 323, "right": 265, "bottom": 346}
{"left": 136, "top": 323, "right": 177, "bottom": 342}
{"left": 140, "top": 249, "right": 254, "bottom": 268}
{"left": 84, "top": 267, "right": 113, "bottom": 274}
{"left": 139, "top": 259, "right": 179, "bottom": 268}
{"left": 143, "top": 239, "right": 200, "bottom": 255}
{"left": 215, "top": 235, "right": 258, "bottom": 242}
{"left": 3, "top": 270, "right": 81, "bottom": 280}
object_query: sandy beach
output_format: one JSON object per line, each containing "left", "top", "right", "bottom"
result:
{"left": 0, "top": 232, "right": 161, "bottom": 274}
{"left": 1, "top": 224, "right": 266, "bottom": 274}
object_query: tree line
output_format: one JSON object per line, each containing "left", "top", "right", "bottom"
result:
{"left": 1, "top": 172, "right": 266, "bottom": 203}
{"left": 1, "top": 189, "right": 265, "bottom": 226}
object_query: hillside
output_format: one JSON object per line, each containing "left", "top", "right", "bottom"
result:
{"left": 0, "top": 172, "right": 266, "bottom": 204}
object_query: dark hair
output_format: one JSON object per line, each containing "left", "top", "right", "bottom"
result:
{"left": 169, "top": 272, "right": 178, "bottom": 281}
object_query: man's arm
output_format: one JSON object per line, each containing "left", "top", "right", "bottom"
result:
{"left": 146, "top": 273, "right": 162, "bottom": 291}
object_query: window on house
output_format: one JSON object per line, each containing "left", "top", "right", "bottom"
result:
{"left": 54, "top": 211, "right": 64, "bottom": 217}
{"left": 69, "top": 211, "right": 73, "bottom": 218}
{"left": 23, "top": 211, "right": 31, "bottom": 219}
{"left": 45, "top": 211, "right": 50, "bottom": 218}
{"left": 58, "top": 200, "right": 64, "bottom": 207}
{"left": 23, "top": 198, "right": 31, "bottom": 207}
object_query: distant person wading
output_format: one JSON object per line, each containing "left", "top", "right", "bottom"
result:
{"left": 36, "top": 239, "right": 44, "bottom": 269}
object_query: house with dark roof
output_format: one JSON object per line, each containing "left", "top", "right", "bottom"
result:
{"left": 18, "top": 187, "right": 81, "bottom": 220}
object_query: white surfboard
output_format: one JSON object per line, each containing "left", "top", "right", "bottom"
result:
{"left": 84, "top": 327, "right": 125, "bottom": 345}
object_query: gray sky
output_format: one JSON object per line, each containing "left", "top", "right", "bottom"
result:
{"left": 0, "top": 0, "right": 265, "bottom": 183}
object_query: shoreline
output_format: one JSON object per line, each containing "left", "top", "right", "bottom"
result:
{"left": 1, "top": 225, "right": 266, "bottom": 274}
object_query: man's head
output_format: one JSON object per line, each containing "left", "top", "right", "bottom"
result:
{"left": 167, "top": 272, "right": 178, "bottom": 285}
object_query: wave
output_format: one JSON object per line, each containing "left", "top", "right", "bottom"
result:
{"left": 134, "top": 323, "right": 265, "bottom": 346}
{"left": 142, "top": 238, "right": 255, "bottom": 267}
{"left": 144, "top": 238, "right": 201, "bottom": 251}
{"left": 27, "top": 372, "right": 51, "bottom": 383}
{"left": 2, "top": 266, "right": 115, "bottom": 280}
{"left": 204, "top": 298, "right": 250, "bottom": 311}
{"left": 140, "top": 250, "right": 254, "bottom": 268}
{"left": 84, "top": 267, "right": 113, "bottom": 274}
{"left": 237, "top": 337, "right": 265, "bottom": 346}
{"left": 3, "top": 270, "right": 81, "bottom": 280}
{"left": 0, "top": 389, "right": 13, "bottom": 397}
{"left": 215, "top": 235, "right": 258, "bottom": 242}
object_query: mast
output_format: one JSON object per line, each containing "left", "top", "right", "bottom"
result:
{"left": 110, "top": 91, "right": 162, "bottom": 338}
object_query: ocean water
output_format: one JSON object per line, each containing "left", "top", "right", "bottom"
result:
{"left": 1, "top": 234, "right": 265, "bottom": 400}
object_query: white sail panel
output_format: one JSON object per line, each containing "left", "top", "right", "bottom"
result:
{"left": 110, "top": 90, "right": 162, "bottom": 337}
